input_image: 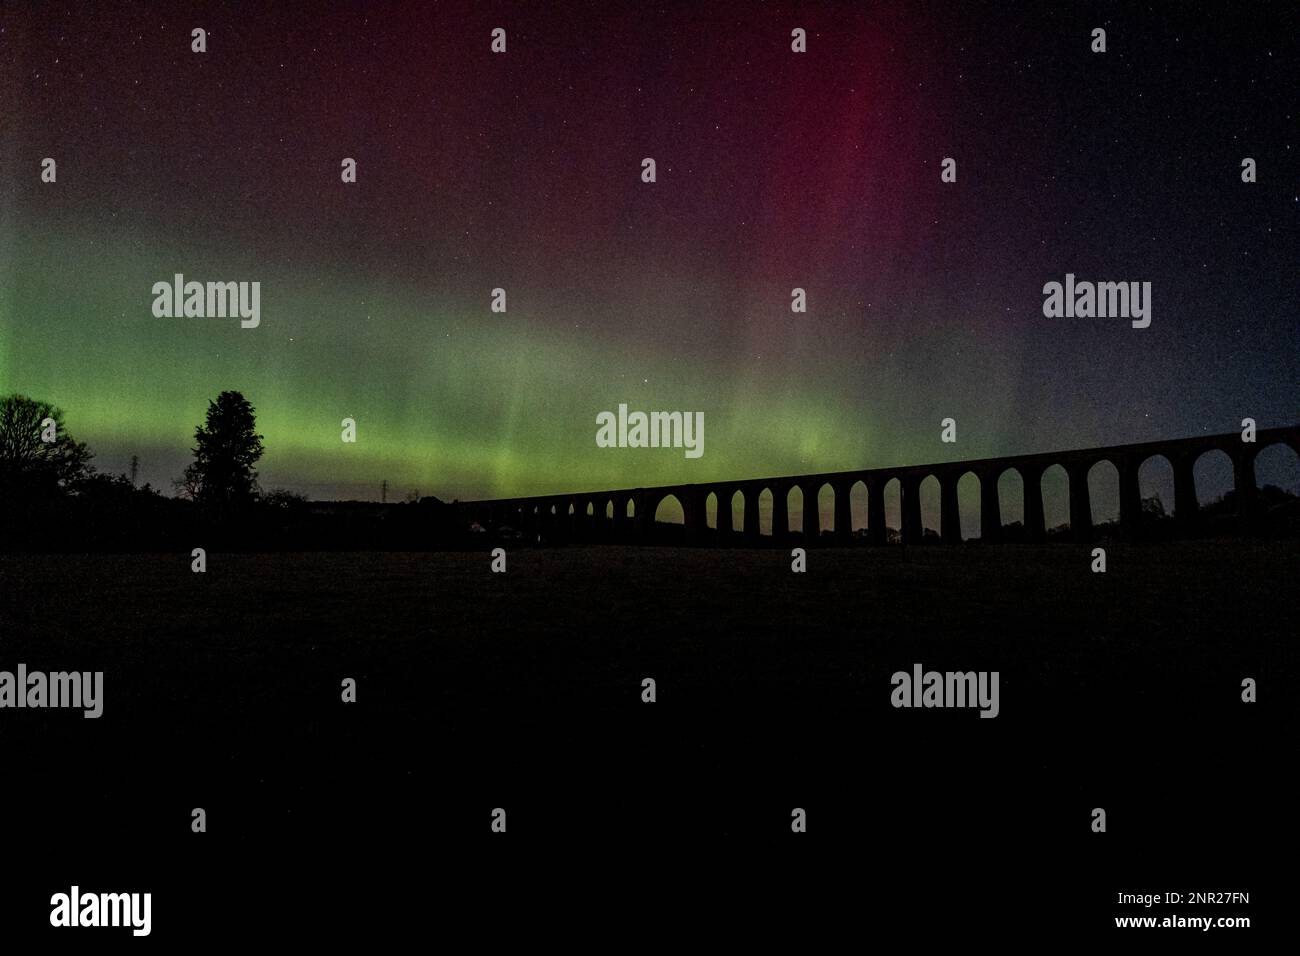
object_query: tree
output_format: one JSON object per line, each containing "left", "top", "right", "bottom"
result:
{"left": 1141, "top": 492, "right": 1166, "bottom": 519}
{"left": 178, "top": 391, "right": 264, "bottom": 511}
{"left": 0, "top": 393, "right": 93, "bottom": 497}
{"left": 261, "top": 488, "right": 309, "bottom": 509}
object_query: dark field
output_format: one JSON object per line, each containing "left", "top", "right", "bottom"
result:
{"left": 1, "top": 542, "right": 1293, "bottom": 937}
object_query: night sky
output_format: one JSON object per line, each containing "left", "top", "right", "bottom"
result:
{"left": 2, "top": 2, "right": 1297, "bottom": 529}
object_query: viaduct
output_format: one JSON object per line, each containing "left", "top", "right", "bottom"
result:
{"left": 456, "top": 426, "right": 1300, "bottom": 545}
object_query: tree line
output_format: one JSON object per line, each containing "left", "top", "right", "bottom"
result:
{"left": 1, "top": 390, "right": 293, "bottom": 550}
{"left": 0, "top": 389, "right": 471, "bottom": 552}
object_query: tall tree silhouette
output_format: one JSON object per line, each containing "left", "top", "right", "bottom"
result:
{"left": 179, "top": 391, "right": 264, "bottom": 511}
{"left": 0, "top": 393, "right": 93, "bottom": 498}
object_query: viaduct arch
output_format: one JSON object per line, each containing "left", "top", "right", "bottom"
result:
{"left": 464, "top": 426, "right": 1300, "bottom": 546}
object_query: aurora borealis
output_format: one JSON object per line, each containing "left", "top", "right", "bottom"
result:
{"left": 2, "top": 3, "right": 1296, "bottom": 524}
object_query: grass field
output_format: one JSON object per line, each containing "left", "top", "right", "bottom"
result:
{"left": 0, "top": 541, "right": 1292, "bottom": 933}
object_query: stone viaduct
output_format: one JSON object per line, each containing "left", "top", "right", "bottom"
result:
{"left": 457, "top": 426, "right": 1300, "bottom": 545}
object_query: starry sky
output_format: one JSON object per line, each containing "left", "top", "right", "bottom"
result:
{"left": 2, "top": 2, "right": 1297, "bottom": 529}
